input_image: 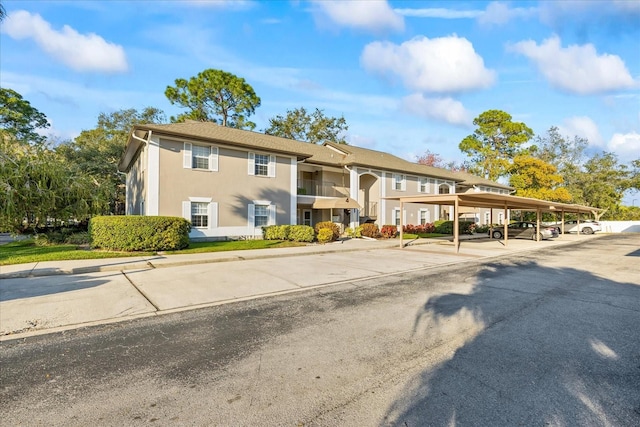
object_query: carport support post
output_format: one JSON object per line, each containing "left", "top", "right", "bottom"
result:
{"left": 536, "top": 209, "right": 541, "bottom": 242}
{"left": 399, "top": 201, "right": 404, "bottom": 248}
{"left": 561, "top": 210, "right": 565, "bottom": 236}
{"left": 577, "top": 213, "right": 581, "bottom": 236}
{"left": 503, "top": 202, "right": 508, "bottom": 246}
{"left": 454, "top": 197, "right": 459, "bottom": 253}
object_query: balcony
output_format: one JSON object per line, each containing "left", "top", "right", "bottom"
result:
{"left": 360, "top": 202, "right": 377, "bottom": 219}
{"left": 297, "top": 179, "right": 348, "bottom": 198}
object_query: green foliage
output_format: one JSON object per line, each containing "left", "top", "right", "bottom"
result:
{"left": 0, "top": 87, "right": 49, "bottom": 145}
{"left": 434, "top": 221, "right": 475, "bottom": 235}
{"left": 380, "top": 225, "right": 398, "bottom": 238}
{"left": 361, "top": 223, "right": 380, "bottom": 238}
{"left": 508, "top": 155, "right": 572, "bottom": 202}
{"left": 459, "top": 109, "right": 533, "bottom": 181}
{"left": 316, "top": 228, "right": 334, "bottom": 244}
{"left": 345, "top": 226, "right": 363, "bottom": 238}
{"left": 89, "top": 216, "right": 190, "bottom": 251}
{"left": 314, "top": 221, "right": 340, "bottom": 241}
{"left": 57, "top": 107, "right": 166, "bottom": 215}
{"left": 1, "top": 139, "right": 111, "bottom": 232}
{"left": 165, "top": 68, "right": 261, "bottom": 129}
{"left": 262, "top": 225, "right": 291, "bottom": 240}
{"left": 264, "top": 107, "right": 348, "bottom": 144}
{"left": 288, "top": 225, "right": 315, "bottom": 242}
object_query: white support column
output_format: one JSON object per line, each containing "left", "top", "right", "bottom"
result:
{"left": 350, "top": 167, "right": 359, "bottom": 229}
{"left": 454, "top": 197, "right": 460, "bottom": 253}
{"left": 146, "top": 136, "right": 160, "bottom": 216}
{"left": 290, "top": 158, "right": 298, "bottom": 225}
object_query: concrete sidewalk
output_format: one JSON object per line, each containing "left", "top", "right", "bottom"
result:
{"left": 0, "top": 234, "right": 597, "bottom": 340}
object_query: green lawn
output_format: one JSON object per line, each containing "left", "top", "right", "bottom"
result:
{"left": 0, "top": 240, "right": 154, "bottom": 266}
{"left": 0, "top": 239, "right": 307, "bottom": 266}
{"left": 162, "top": 240, "right": 306, "bottom": 254}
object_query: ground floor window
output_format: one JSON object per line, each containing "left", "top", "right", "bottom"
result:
{"left": 191, "top": 202, "right": 209, "bottom": 227}
{"left": 419, "top": 209, "right": 430, "bottom": 225}
{"left": 254, "top": 204, "right": 269, "bottom": 227}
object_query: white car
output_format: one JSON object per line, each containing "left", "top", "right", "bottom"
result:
{"left": 562, "top": 220, "right": 602, "bottom": 235}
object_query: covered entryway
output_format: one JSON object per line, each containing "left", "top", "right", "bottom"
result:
{"left": 386, "top": 193, "right": 601, "bottom": 253}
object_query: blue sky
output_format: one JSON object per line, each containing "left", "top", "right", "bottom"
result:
{"left": 1, "top": 0, "right": 639, "bottom": 199}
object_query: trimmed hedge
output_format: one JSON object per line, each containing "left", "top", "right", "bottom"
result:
{"left": 434, "top": 220, "right": 475, "bottom": 235}
{"left": 314, "top": 221, "right": 340, "bottom": 241}
{"left": 361, "top": 223, "right": 380, "bottom": 238}
{"left": 89, "top": 216, "right": 190, "bottom": 251}
{"left": 263, "top": 225, "right": 314, "bottom": 242}
{"left": 317, "top": 228, "right": 334, "bottom": 244}
{"left": 380, "top": 225, "right": 398, "bottom": 238}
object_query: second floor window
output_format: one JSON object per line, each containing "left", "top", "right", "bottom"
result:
{"left": 254, "top": 154, "right": 269, "bottom": 176}
{"left": 393, "top": 174, "right": 405, "bottom": 191}
{"left": 192, "top": 145, "right": 210, "bottom": 169}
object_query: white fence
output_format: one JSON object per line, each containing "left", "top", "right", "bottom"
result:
{"left": 599, "top": 221, "right": 640, "bottom": 233}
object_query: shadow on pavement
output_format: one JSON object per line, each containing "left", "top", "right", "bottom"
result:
{"left": 385, "top": 260, "right": 640, "bottom": 426}
{"left": 0, "top": 274, "right": 111, "bottom": 301}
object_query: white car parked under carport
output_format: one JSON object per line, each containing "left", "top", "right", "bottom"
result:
{"left": 559, "top": 220, "right": 602, "bottom": 235}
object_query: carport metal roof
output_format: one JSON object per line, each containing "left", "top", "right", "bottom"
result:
{"left": 385, "top": 192, "right": 602, "bottom": 252}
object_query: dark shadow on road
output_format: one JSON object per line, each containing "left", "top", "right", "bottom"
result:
{"left": 385, "top": 259, "right": 640, "bottom": 426}
{"left": 0, "top": 273, "right": 112, "bottom": 301}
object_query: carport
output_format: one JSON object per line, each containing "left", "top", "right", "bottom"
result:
{"left": 387, "top": 193, "right": 601, "bottom": 253}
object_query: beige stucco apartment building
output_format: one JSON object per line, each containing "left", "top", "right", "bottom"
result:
{"left": 118, "top": 122, "right": 513, "bottom": 240}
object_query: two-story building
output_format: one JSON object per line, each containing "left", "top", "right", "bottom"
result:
{"left": 117, "top": 122, "right": 513, "bottom": 240}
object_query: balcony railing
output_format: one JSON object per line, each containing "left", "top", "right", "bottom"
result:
{"left": 297, "top": 179, "right": 348, "bottom": 197}
{"left": 360, "top": 202, "right": 377, "bottom": 218}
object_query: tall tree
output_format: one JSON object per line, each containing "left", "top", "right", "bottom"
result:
{"left": 459, "top": 109, "right": 533, "bottom": 181}
{"left": 416, "top": 149, "right": 468, "bottom": 172}
{"left": 508, "top": 155, "right": 572, "bottom": 202}
{"left": 165, "top": 69, "right": 261, "bottom": 129}
{"left": 264, "top": 107, "right": 348, "bottom": 144}
{"left": 57, "top": 107, "right": 166, "bottom": 215}
{"left": 0, "top": 87, "right": 49, "bottom": 145}
{"left": 574, "top": 152, "right": 631, "bottom": 214}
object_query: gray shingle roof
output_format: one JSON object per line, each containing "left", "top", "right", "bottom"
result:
{"left": 121, "top": 121, "right": 509, "bottom": 188}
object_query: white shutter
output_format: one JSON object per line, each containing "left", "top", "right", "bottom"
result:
{"left": 182, "top": 201, "right": 191, "bottom": 221}
{"left": 183, "top": 143, "right": 192, "bottom": 169}
{"left": 209, "top": 147, "right": 219, "bottom": 171}
{"left": 268, "top": 155, "right": 276, "bottom": 177}
{"left": 417, "top": 179, "right": 422, "bottom": 193}
{"left": 402, "top": 209, "right": 407, "bottom": 225}
{"left": 248, "top": 152, "right": 255, "bottom": 175}
{"left": 248, "top": 203, "right": 255, "bottom": 228}
{"left": 208, "top": 202, "right": 218, "bottom": 229}
{"left": 268, "top": 204, "right": 276, "bottom": 225}
{"left": 401, "top": 175, "right": 406, "bottom": 191}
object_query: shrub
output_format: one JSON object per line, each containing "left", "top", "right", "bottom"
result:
{"left": 262, "top": 225, "right": 291, "bottom": 240}
{"left": 474, "top": 224, "right": 489, "bottom": 234}
{"left": 403, "top": 223, "right": 436, "bottom": 234}
{"left": 345, "top": 226, "right": 363, "bottom": 238}
{"left": 433, "top": 220, "right": 475, "bottom": 235}
{"left": 66, "top": 231, "right": 90, "bottom": 245}
{"left": 380, "top": 225, "right": 398, "bottom": 238}
{"left": 314, "top": 221, "right": 340, "bottom": 241}
{"left": 317, "top": 228, "right": 334, "bottom": 244}
{"left": 89, "top": 216, "right": 190, "bottom": 251}
{"left": 288, "top": 225, "right": 315, "bottom": 242}
{"left": 361, "top": 223, "right": 380, "bottom": 238}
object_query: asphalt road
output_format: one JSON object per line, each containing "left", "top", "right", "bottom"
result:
{"left": 1, "top": 234, "right": 639, "bottom": 426}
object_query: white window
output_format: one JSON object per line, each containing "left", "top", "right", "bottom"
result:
{"left": 499, "top": 212, "right": 504, "bottom": 225}
{"left": 248, "top": 153, "right": 276, "bottom": 177}
{"left": 485, "top": 212, "right": 490, "bottom": 224}
{"left": 419, "top": 209, "right": 430, "bottom": 225}
{"left": 394, "top": 208, "right": 401, "bottom": 226}
{"left": 183, "top": 143, "right": 218, "bottom": 171}
{"left": 248, "top": 201, "right": 276, "bottom": 228}
{"left": 439, "top": 184, "right": 451, "bottom": 194}
{"left": 393, "top": 174, "right": 406, "bottom": 191}
{"left": 191, "top": 202, "right": 208, "bottom": 227}
{"left": 182, "top": 199, "right": 218, "bottom": 229}
{"left": 419, "top": 178, "right": 429, "bottom": 193}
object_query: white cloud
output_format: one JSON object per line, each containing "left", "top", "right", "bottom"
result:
{"left": 361, "top": 35, "right": 495, "bottom": 93}
{"left": 312, "top": 0, "right": 404, "bottom": 33}
{"left": 394, "top": 8, "right": 482, "bottom": 19}
{"left": 608, "top": 132, "right": 640, "bottom": 158}
{"left": 509, "top": 36, "right": 636, "bottom": 95}
{"left": 401, "top": 93, "right": 471, "bottom": 127}
{"left": 2, "top": 10, "right": 128, "bottom": 73}
{"left": 478, "top": 2, "right": 536, "bottom": 26}
{"left": 558, "top": 116, "right": 603, "bottom": 146}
